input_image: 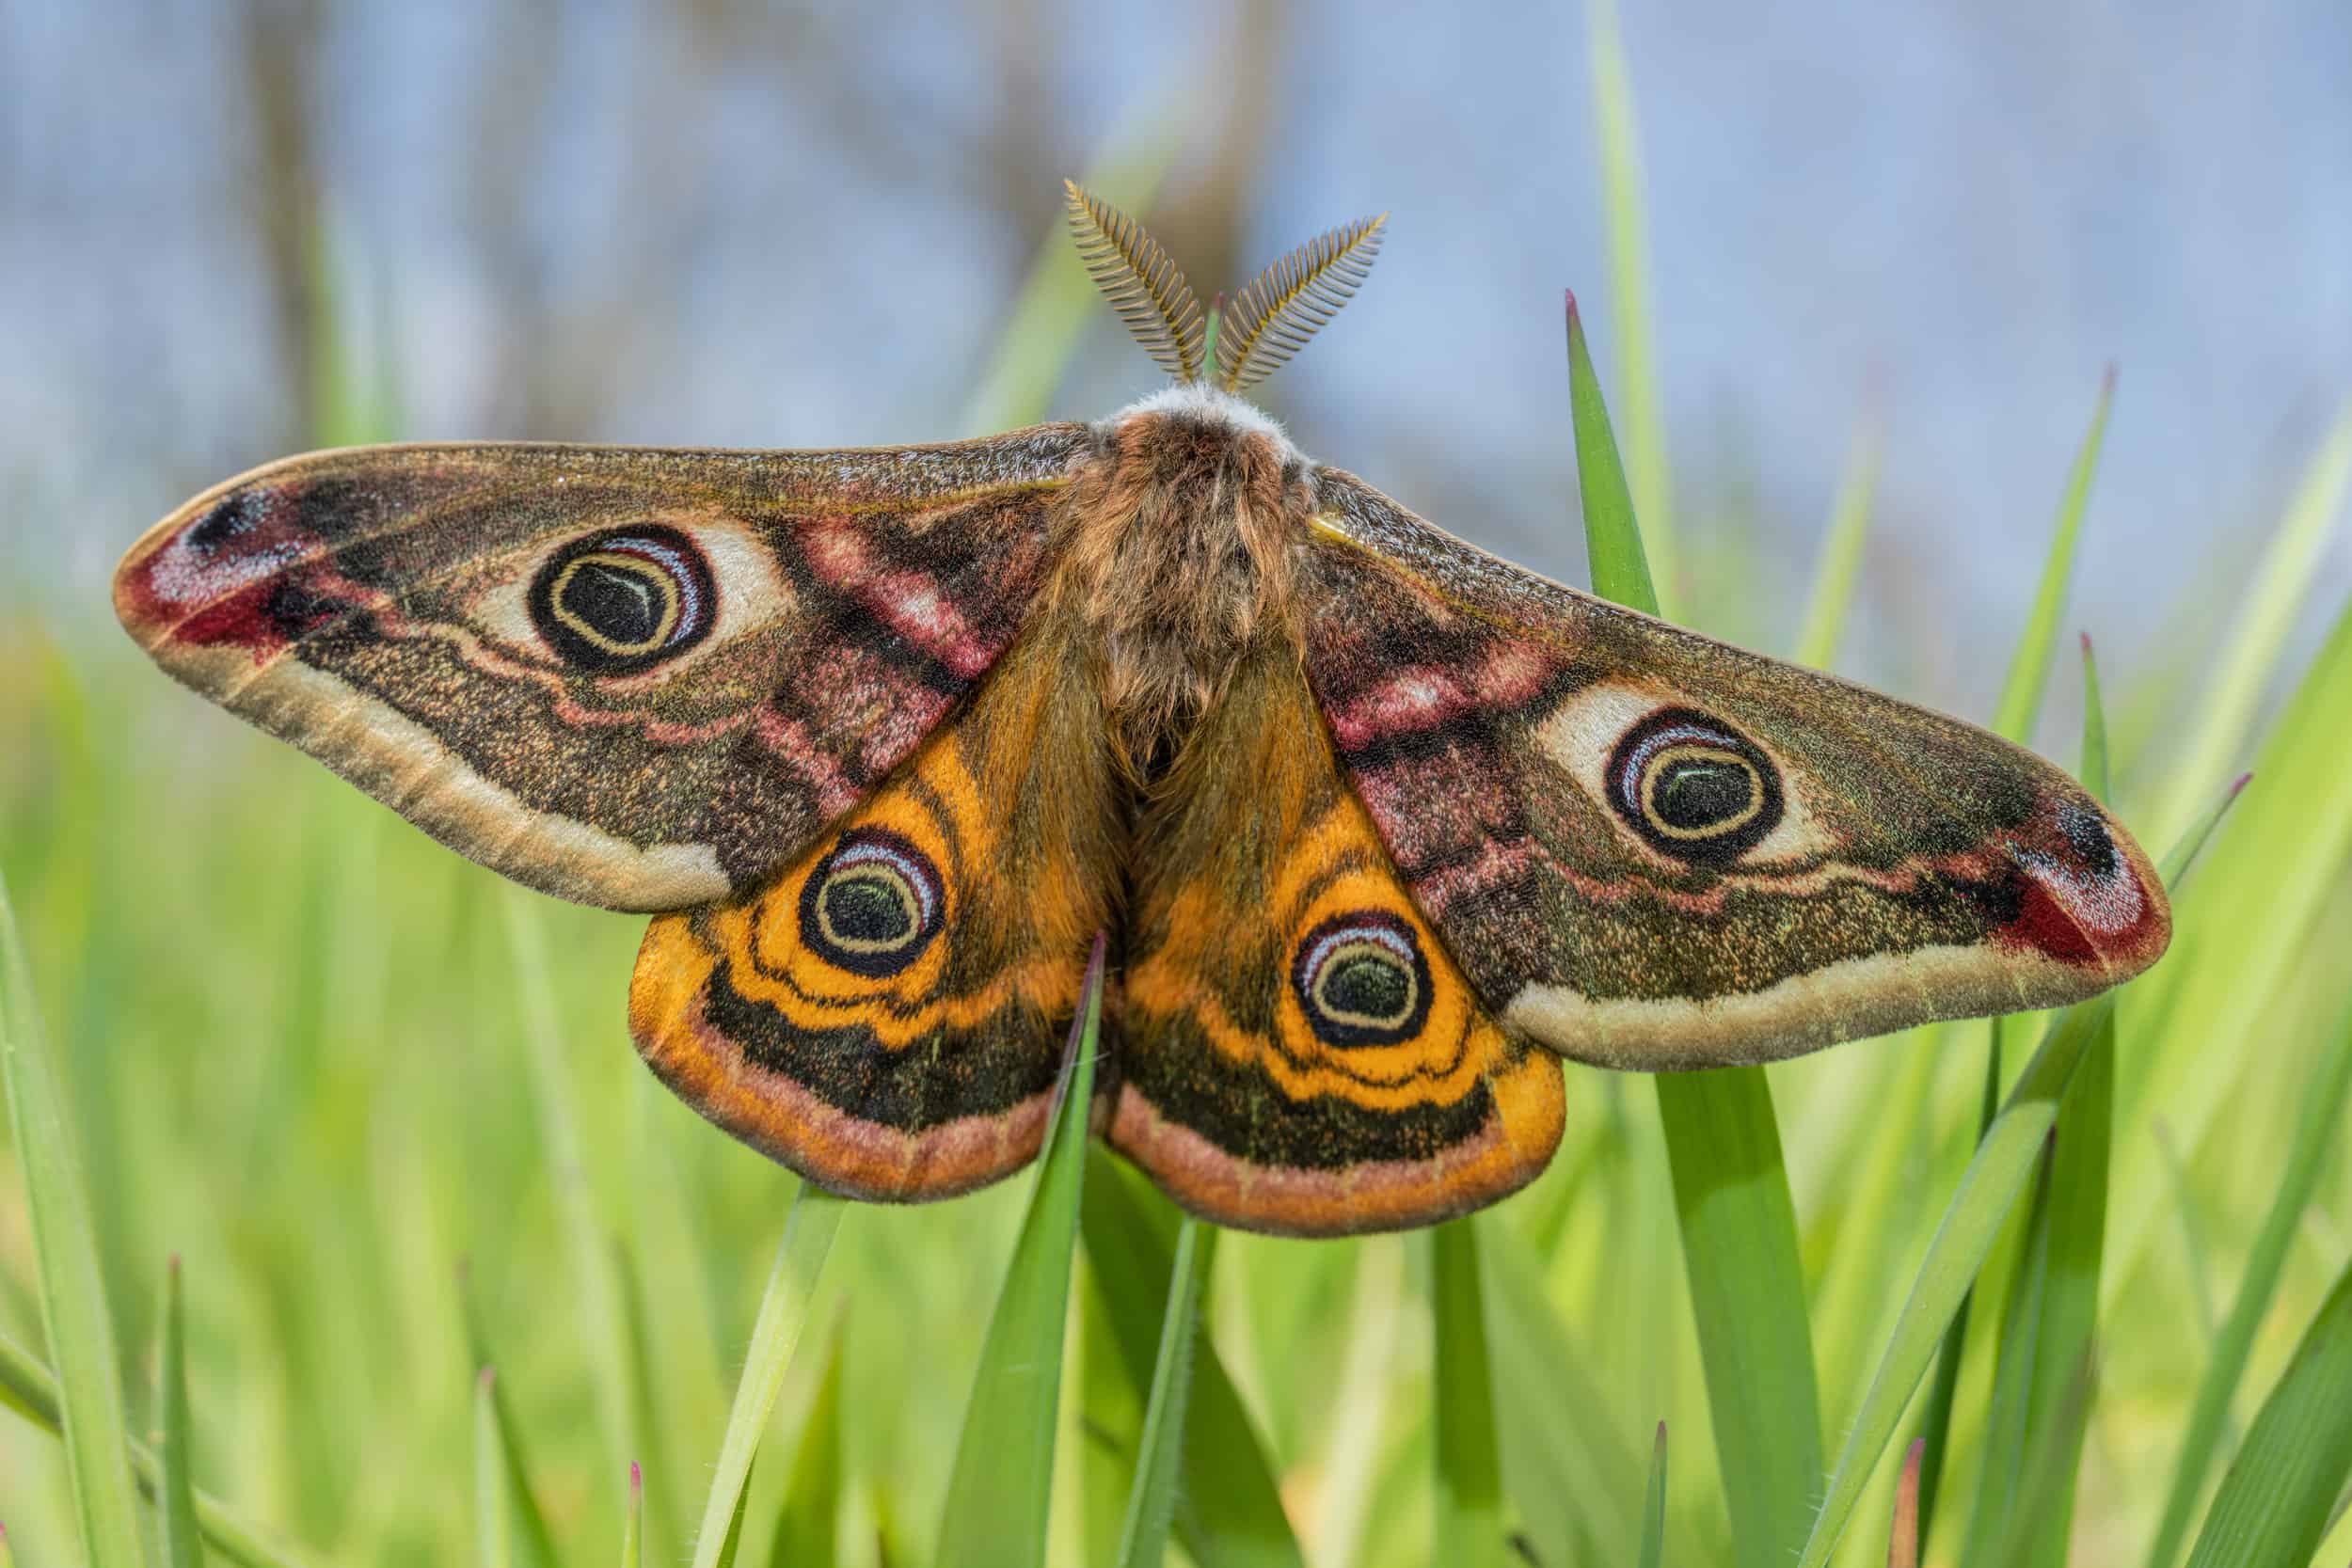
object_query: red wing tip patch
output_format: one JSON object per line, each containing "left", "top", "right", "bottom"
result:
{"left": 1105, "top": 1053, "right": 1565, "bottom": 1238}
{"left": 630, "top": 977, "right": 1052, "bottom": 1204}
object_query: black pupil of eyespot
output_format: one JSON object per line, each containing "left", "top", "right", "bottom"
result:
{"left": 1654, "top": 758, "right": 1753, "bottom": 830}
{"left": 1326, "top": 954, "right": 1409, "bottom": 1021}
{"left": 824, "top": 875, "right": 910, "bottom": 942}
{"left": 564, "top": 561, "right": 666, "bottom": 646}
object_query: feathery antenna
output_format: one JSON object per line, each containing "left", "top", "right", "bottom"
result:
{"left": 1216, "top": 213, "right": 1387, "bottom": 391}
{"left": 1063, "top": 181, "right": 1205, "bottom": 383}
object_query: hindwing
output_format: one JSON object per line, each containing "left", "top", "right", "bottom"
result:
{"left": 1295, "top": 470, "right": 2170, "bottom": 1069}
{"left": 1109, "top": 638, "right": 1565, "bottom": 1235}
{"left": 628, "top": 610, "right": 1122, "bottom": 1200}
{"left": 112, "top": 432, "right": 1090, "bottom": 910}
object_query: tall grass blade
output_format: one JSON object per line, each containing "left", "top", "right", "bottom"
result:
{"left": 2146, "top": 397, "right": 2352, "bottom": 847}
{"left": 1584, "top": 0, "right": 1678, "bottom": 615}
{"left": 475, "top": 1370, "right": 514, "bottom": 1568}
{"left": 691, "top": 1184, "right": 850, "bottom": 1568}
{"left": 2113, "top": 595, "right": 2352, "bottom": 1289}
{"left": 769, "top": 1327, "right": 845, "bottom": 1568}
{"left": 1960, "top": 639, "right": 2117, "bottom": 1568}
{"left": 1991, "top": 369, "right": 2114, "bottom": 743}
{"left": 934, "top": 937, "right": 1105, "bottom": 1568}
{"left": 1431, "top": 1220, "right": 1506, "bottom": 1567}
{"left": 2145, "top": 994, "right": 2352, "bottom": 1568}
{"left": 0, "top": 867, "right": 145, "bottom": 1568}
{"left": 1079, "top": 1153, "right": 1305, "bottom": 1568}
{"left": 1911, "top": 1037, "right": 2003, "bottom": 1543}
{"left": 1565, "top": 293, "right": 1657, "bottom": 614}
{"left": 502, "top": 895, "right": 642, "bottom": 1537}
{"left": 159, "top": 1258, "right": 204, "bottom": 1568}
{"left": 1113, "top": 1217, "right": 1213, "bottom": 1568}
{"left": 2182, "top": 1259, "right": 2352, "bottom": 1568}
{"left": 961, "top": 116, "right": 1181, "bottom": 436}
{"left": 711, "top": 1477, "right": 753, "bottom": 1568}
{"left": 1795, "top": 786, "right": 2243, "bottom": 1568}
{"left": 0, "top": 1326, "right": 326, "bottom": 1568}
{"left": 1637, "top": 1424, "right": 1667, "bottom": 1568}
{"left": 1566, "top": 288, "right": 1822, "bottom": 1562}
{"left": 1792, "top": 416, "right": 1882, "bottom": 669}
{"left": 1479, "top": 1212, "right": 1644, "bottom": 1556}
{"left": 1923, "top": 399, "right": 2114, "bottom": 1540}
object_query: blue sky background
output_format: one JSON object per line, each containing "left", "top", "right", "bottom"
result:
{"left": 6, "top": 0, "right": 2347, "bottom": 752}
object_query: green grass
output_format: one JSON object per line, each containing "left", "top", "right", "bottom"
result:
{"left": 7, "top": 56, "right": 2352, "bottom": 1568}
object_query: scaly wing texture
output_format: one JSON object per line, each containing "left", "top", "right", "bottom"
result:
{"left": 1296, "top": 469, "right": 2170, "bottom": 1070}
{"left": 1110, "top": 638, "right": 1565, "bottom": 1236}
{"left": 113, "top": 432, "right": 1090, "bottom": 910}
{"left": 629, "top": 610, "right": 1122, "bottom": 1201}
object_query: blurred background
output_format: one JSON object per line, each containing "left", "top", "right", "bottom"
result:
{"left": 4, "top": 2, "right": 2351, "bottom": 1565}
{"left": 8, "top": 0, "right": 2351, "bottom": 697}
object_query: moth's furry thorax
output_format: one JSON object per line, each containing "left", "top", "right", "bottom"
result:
{"left": 1060, "top": 387, "right": 1314, "bottom": 774}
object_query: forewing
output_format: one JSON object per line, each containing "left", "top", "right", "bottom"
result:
{"left": 113, "top": 431, "right": 1090, "bottom": 910}
{"left": 629, "top": 609, "right": 1121, "bottom": 1200}
{"left": 1110, "top": 639, "right": 1565, "bottom": 1236}
{"left": 1296, "top": 469, "right": 2169, "bottom": 1069}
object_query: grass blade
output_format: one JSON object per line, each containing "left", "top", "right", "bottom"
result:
{"left": 1584, "top": 0, "right": 1677, "bottom": 615}
{"left": 2182, "top": 1259, "right": 2352, "bottom": 1568}
{"left": 933, "top": 936, "right": 1105, "bottom": 1568}
{"left": 1959, "top": 639, "right": 2117, "bottom": 1568}
{"left": 1795, "top": 788, "right": 2242, "bottom": 1568}
{"left": 159, "top": 1258, "right": 204, "bottom": 1568}
{"left": 623, "top": 1465, "right": 643, "bottom": 1568}
{"left": 1082, "top": 1190, "right": 1279, "bottom": 1564}
{"left": 691, "top": 1184, "right": 850, "bottom": 1568}
{"left": 475, "top": 1370, "right": 514, "bottom": 1568}
{"left": 0, "top": 866, "right": 145, "bottom": 1568}
{"left": 1791, "top": 415, "right": 1882, "bottom": 670}
{"left": 2112, "top": 594, "right": 2352, "bottom": 1291}
{"left": 2145, "top": 993, "right": 2352, "bottom": 1568}
{"left": 1566, "top": 287, "right": 1823, "bottom": 1562}
{"left": 1431, "top": 1220, "right": 1506, "bottom": 1567}
{"left": 1565, "top": 293, "right": 1658, "bottom": 615}
{"left": 768, "top": 1327, "right": 845, "bottom": 1568}
{"left": 1911, "top": 1035, "right": 2004, "bottom": 1543}
{"left": 1113, "top": 1217, "right": 1213, "bottom": 1568}
{"left": 0, "top": 1325, "right": 326, "bottom": 1568}
{"left": 458, "top": 1268, "right": 558, "bottom": 1568}
{"left": 2145, "top": 396, "right": 2352, "bottom": 847}
{"left": 503, "top": 895, "right": 642, "bottom": 1539}
{"left": 1888, "top": 1441, "right": 1924, "bottom": 1568}
{"left": 1990, "top": 368, "right": 2114, "bottom": 743}
{"left": 1637, "top": 1423, "right": 1667, "bottom": 1568}
{"left": 1922, "top": 400, "right": 2114, "bottom": 1538}
{"left": 711, "top": 1475, "right": 753, "bottom": 1568}
{"left": 1079, "top": 1154, "right": 1306, "bottom": 1568}
{"left": 1479, "top": 1212, "right": 1645, "bottom": 1556}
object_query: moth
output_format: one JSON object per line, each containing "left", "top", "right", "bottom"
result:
{"left": 114, "top": 184, "right": 2169, "bottom": 1236}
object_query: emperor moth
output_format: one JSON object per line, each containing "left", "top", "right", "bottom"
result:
{"left": 113, "top": 184, "right": 2167, "bottom": 1236}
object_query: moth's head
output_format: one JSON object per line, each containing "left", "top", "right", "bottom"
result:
{"left": 1064, "top": 180, "right": 1386, "bottom": 398}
